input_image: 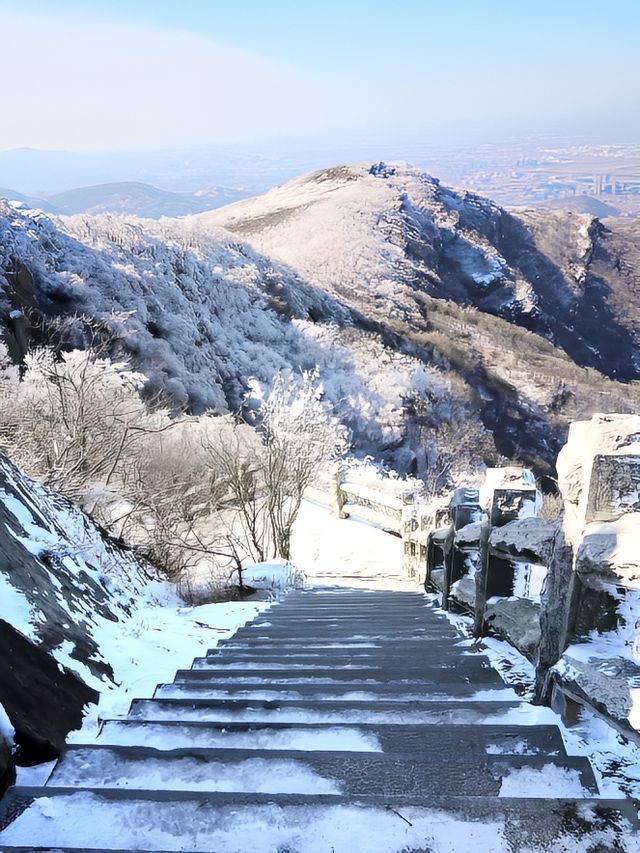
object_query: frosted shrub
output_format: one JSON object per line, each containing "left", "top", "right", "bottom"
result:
{"left": 0, "top": 345, "right": 162, "bottom": 499}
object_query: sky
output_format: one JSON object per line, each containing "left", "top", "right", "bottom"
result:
{"left": 0, "top": 0, "right": 639, "bottom": 151}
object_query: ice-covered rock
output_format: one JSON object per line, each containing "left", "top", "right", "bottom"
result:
{"left": 489, "top": 518, "right": 558, "bottom": 565}
{"left": 549, "top": 415, "right": 640, "bottom": 738}
{"left": 575, "top": 514, "right": 640, "bottom": 588}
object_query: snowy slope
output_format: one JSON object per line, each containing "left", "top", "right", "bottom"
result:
{"left": 0, "top": 201, "right": 479, "bottom": 472}
{"left": 2, "top": 167, "right": 640, "bottom": 478}
{"left": 0, "top": 450, "right": 266, "bottom": 760}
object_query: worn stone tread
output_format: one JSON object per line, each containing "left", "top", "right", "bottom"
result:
{"left": 48, "top": 743, "right": 598, "bottom": 794}
{"left": 175, "top": 669, "right": 507, "bottom": 689}
{"left": 93, "top": 719, "right": 568, "bottom": 755}
{"left": 0, "top": 789, "right": 636, "bottom": 850}
{"left": 157, "top": 681, "right": 509, "bottom": 700}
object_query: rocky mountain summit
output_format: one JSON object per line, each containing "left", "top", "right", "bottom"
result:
{"left": 199, "top": 161, "right": 640, "bottom": 381}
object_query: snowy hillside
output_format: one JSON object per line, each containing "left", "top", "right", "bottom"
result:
{"left": 1, "top": 162, "right": 640, "bottom": 478}
{"left": 0, "top": 201, "right": 486, "bottom": 473}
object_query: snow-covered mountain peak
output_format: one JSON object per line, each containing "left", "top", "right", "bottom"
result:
{"left": 197, "top": 160, "right": 640, "bottom": 383}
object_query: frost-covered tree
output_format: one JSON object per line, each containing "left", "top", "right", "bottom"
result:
{"left": 204, "top": 371, "right": 348, "bottom": 562}
{"left": 0, "top": 340, "right": 347, "bottom": 591}
{"left": 259, "top": 371, "right": 348, "bottom": 558}
{"left": 0, "top": 345, "right": 161, "bottom": 499}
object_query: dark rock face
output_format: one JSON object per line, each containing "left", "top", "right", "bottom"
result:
{"left": 0, "top": 620, "right": 97, "bottom": 764}
{"left": 0, "top": 736, "right": 15, "bottom": 799}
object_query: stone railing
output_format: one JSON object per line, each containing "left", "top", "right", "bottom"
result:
{"left": 423, "top": 416, "right": 640, "bottom": 744}
{"left": 306, "top": 477, "right": 409, "bottom": 533}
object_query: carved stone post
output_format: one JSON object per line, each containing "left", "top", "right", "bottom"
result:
{"left": 330, "top": 470, "right": 347, "bottom": 519}
{"left": 473, "top": 517, "right": 491, "bottom": 637}
{"left": 534, "top": 525, "right": 576, "bottom": 704}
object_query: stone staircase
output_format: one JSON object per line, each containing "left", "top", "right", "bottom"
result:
{"left": 0, "top": 588, "right": 637, "bottom": 852}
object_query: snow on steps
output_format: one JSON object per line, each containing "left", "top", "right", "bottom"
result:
{"left": 0, "top": 792, "right": 636, "bottom": 852}
{"left": 0, "top": 588, "right": 637, "bottom": 851}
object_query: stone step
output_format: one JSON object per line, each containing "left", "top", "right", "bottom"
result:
{"left": 0, "top": 789, "right": 636, "bottom": 851}
{"left": 248, "top": 611, "right": 451, "bottom": 620}
{"left": 279, "top": 602, "right": 434, "bottom": 609}
{"left": 270, "top": 608, "right": 439, "bottom": 616}
{"left": 198, "top": 655, "right": 501, "bottom": 682}
{"left": 195, "top": 659, "right": 458, "bottom": 671}
{"left": 233, "top": 623, "right": 459, "bottom": 635}
{"left": 154, "top": 681, "right": 515, "bottom": 702}
{"left": 192, "top": 661, "right": 500, "bottom": 680}
{"left": 125, "top": 696, "right": 523, "bottom": 725}
{"left": 286, "top": 589, "right": 427, "bottom": 596}
{"left": 280, "top": 590, "right": 428, "bottom": 604}
{"left": 216, "top": 637, "right": 470, "bottom": 648}
{"left": 178, "top": 667, "right": 504, "bottom": 686}
{"left": 226, "top": 631, "right": 460, "bottom": 643}
{"left": 47, "top": 744, "right": 598, "bottom": 798}
{"left": 205, "top": 645, "right": 486, "bottom": 659}
{"left": 94, "top": 719, "right": 568, "bottom": 756}
{"left": 251, "top": 613, "right": 439, "bottom": 623}
{"left": 206, "top": 643, "right": 474, "bottom": 656}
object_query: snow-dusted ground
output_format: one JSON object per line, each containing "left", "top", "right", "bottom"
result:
{"left": 68, "top": 593, "right": 268, "bottom": 738}
{"left": 434, "top": 597, "right": 640, "bottom": 802}
{"left": 291, "top": 498, "right": 408, "bottom": 590}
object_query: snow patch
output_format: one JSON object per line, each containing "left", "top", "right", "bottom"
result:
{"left": 498, "top": 765, "right": 590, "bottom": 798}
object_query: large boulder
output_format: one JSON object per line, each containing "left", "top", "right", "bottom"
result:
{"left": 550, "top": 414, "right": 640, "bottom": 739}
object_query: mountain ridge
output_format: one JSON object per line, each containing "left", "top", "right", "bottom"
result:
{"left": 0, "top": 181, "right": 247, "bottom": 219}
{"left": 197, "top": 161, "right": 640, "bottom": 382}
{"left": 1, "top": 162, "right": 639, "bottom": 481}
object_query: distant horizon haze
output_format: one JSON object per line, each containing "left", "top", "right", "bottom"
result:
{"left": 0, "top": 0, "right": 638, "bottom": 152}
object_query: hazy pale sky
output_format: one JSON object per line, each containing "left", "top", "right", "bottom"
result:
{"left": 1, "top": 0, "right": 638, "bottom": 150}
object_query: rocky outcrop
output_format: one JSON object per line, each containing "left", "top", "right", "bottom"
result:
{"left": 0, "top": 452, "right": 151, "bottom": 764}
{"left": 0, "top": 620, "right": 97, "bottom": 764}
